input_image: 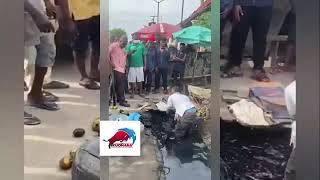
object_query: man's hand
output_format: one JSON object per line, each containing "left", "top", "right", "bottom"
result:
{"left": 37, "top": 20, "right": 55, "bottom": 33}
{"left": 44, "top": 0, "right": 56, "bottom": 18}
{"left": 63, "top": 19, "right": 76, "bottom": 34}
{"left": 234, "top": 5, "right": 244, "bottom": 23}
{"left": 221, "top": 8, "right": 231, "bottom": 19}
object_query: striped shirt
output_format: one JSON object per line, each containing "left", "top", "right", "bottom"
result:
{"left": 234, "top": 0, "right": 273, "bottom": 7}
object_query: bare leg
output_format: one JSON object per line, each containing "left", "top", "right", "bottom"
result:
{"left": 129, "top": 82, "right": 135, "bottom": 98}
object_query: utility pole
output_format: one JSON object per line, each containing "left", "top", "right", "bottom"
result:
{"left": 153, "top": 0, "right": 165, "bottom": 23}
{"left": 181, "top": 0, "right": 185, "bottom": 24}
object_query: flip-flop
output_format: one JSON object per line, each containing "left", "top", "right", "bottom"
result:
{"left": 29, "top": 100, "right": 60, "bottom": 111}
{"left": 24, "top": 111, "right": 41, "bottom": 125}
{"left": 89, "top": 76, "right": 100, "bottom": 83}
{"left": 251, "top": 71, "right": 271, "bottom": 82}
{"left": 43, "top": 91, "right": 59, "bottom": 102}
{"left": 79, "top": 80, "right": 100, "bottom": 90}
{"left": 43, "top": 81, "right": 70, "bottom": 89}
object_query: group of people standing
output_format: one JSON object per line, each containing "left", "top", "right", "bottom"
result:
{"left": 24, "top": 0, "right": 100, "bottom": 125}
{"left": 109, "top": 36, "right": 188, "bottom": 107}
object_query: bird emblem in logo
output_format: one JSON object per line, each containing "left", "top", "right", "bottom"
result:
{"left": 103, "top": 128, "right": 136, "bottom": 149}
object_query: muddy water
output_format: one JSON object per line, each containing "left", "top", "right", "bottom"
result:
{"left": 221, "top": 120, "right": 292, "bottom": 180}
{"left": 141, "top": 110, "right": 211, "bottom": 180}
{"left": 159, "top": 134, "right": 211, "bottom": 180}
{"left": 141, "top": 111, "right": 292, "bottom": 180}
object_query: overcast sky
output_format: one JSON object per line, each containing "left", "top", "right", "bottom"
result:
{"left": 109, "top": 0, "right": 200, "bottom": 39}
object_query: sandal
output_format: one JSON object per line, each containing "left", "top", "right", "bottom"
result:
{"left": 42, "top": 90, "right": 59, "bottom": 102}
{"left": 28, "top": 97, "right": 60, "bottom": 111}
{"left": 251, "top": 69, "right": 271, "bottom": 82}
{"left": 79, "top": 78, "right": 100, "bottom": 90}
{"left": 43, "top": 81, "right": 70, "bottom": 89}
{"left": 90, "top": 76, "right": 100, "bottom": 83}
{"left": 221, "top": 66, "right": 243, "bottom": 78}
{"left": 24, "top": 111, "right": 41, "bottom": 125}
{"left": 269, "top": 66, "right": 283, "bottom": 74}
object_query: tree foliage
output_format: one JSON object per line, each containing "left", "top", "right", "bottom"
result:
{"left": 110, "top": 28, "right": 127, "bottom": 42}
{"left": 193, "top": 10, "right": 211, "bottom": 29}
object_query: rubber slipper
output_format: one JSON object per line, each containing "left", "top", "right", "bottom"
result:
{"left": 43, "top": 81, "right": 70, "bottom": 89}
{"left": 29, "top": 101, "right": 60, "bottom": 111}
{"left": 251, "top": 71, "right": 271, "bottom": 82}
{"left": 43, "top": 91, "right": 59, "bottom": 102}
{"left": 79, "top": 80, "right": 100, "bottom": 90}
{"left": 24, "top": 111, "right": 41, "bottom": 125}
{"left": 89, "top": 76, "right": 100, "bottom": 83}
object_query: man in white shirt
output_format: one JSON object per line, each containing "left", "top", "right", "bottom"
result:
{"left": 284, "top": 80, "right": 296, "bottom": 180}
{"left": 166, "top": 86, "right": 197, "bottom": 140}
{"left": 24, "top": 0, "right": 55, "bottom": 125}
{"left": 25, "top": 0, "right": 61, "bottom": 111}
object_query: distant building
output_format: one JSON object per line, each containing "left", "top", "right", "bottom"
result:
{"left": 180, "top": 0, "right": 211, "bottom": 28}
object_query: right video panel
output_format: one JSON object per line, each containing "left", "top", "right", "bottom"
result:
{"left": 220, "top": 0, "right": 296, "bottom": 179}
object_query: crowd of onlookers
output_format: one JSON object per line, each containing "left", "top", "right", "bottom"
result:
{"left": 109, "top": 35, "right": 188, "bottom": 107}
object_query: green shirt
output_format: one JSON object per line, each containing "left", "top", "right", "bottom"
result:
{"left": 126, "top": 43, "right": 146, "bottom": 67}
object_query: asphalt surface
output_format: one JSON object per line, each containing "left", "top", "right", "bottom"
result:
{"left": 24, "top": 64, "right": 100, "bottom": 180}
{"left": 24, "top": 63, "right": 160, "bottom": 180}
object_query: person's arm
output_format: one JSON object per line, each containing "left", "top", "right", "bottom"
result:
{"left": 43, "top": 0, "right": 56, "bottom": 18}
{"left": 166, "top": 96, "right": 174, "bottom": 112}
{"left": 108, "top": 44, "right": 115, "bottom": 68}
{"left": 155, "top": 49, "right": 159, "bottom": 71}
{"left": 143, "top": 46, "right": 147, "bottom": 70}
{"left": 25, "top": 0, "right": 54, "bottom": 32}
{"left": 166, "top": 50, "right": 171, "bottom": 64}
{"left": 56, "top": 0, "right": 71, "bottom": 21}
{"left": 233, "top": 0, "right": 243, "bottom": 23}
{"left": 56, "top": 0, "right": 75, "bottom": 33}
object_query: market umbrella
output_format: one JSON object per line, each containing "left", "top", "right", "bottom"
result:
{"left": 173, "top": 26, "right": 211, "bottom": 47}
{"left": 173, "top": 26, "right": 212, "bottom": 84}
{"left": 133, "top": 23, "right": 181, "bottom": 41}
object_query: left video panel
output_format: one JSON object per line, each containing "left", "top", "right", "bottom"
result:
{"left": 24, "top": 0, "right": 100, "bottom": 179}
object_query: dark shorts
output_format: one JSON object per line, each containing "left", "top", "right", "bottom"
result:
{"left": 72, "top": 15, "right": 100, "bottom": 53}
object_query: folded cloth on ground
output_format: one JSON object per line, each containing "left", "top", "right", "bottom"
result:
{"left": 228, "top": 99, "right": 273, "bottom": 126}
{"left": 249, "top": 87, "right": 291, "bottom": 120}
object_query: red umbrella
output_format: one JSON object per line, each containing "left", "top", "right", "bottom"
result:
{"left": 133, "top": 23, "right": 181, "bottom": 41}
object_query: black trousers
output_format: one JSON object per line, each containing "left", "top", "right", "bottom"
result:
{"left": 155, "top": 68, "right": 168, "bottom": 90}
{"left": 228, "top": 6, "right": 272, "bottom": 70}
{"left": 145, "top": 69, "right": 154, "bottom": 92}
{"left": 111, "top": 71, "right": 125, "bottom": 103}
{"left": 172, "top": 64, "right": 185, "bottom": 87}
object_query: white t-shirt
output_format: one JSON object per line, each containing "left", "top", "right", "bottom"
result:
{"left": 28, "top": 0, "right": 46, "bottom": 14}
{"left": 285, "top": 81, "right": 296, "bottom": 118}
{"left": 285, "top": 80, "right": 296, "bottom": 148}
{"left": 167, "top": 93, "right": 195, "bottom": 117}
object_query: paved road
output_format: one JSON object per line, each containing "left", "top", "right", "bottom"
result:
{"left": 24, "top": 63, "right": 160, "bottom": 180}
{"left": 24, "top": 64, "right": 100, "bottom": 180}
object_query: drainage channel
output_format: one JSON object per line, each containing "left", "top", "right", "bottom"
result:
{"left": 141, "top": 110, "right": 211, "bottom": 180}
{"left": 221, "top": 120, "right": 292, "bottom": 180}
